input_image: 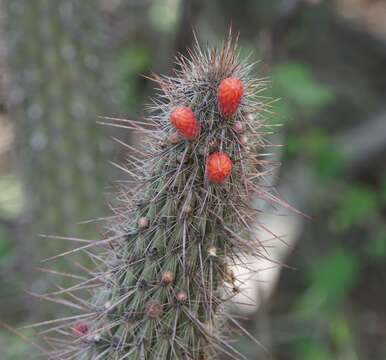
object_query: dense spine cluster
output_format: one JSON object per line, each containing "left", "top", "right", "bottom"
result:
{"left": 42, "top": 38, "right": 277, "bottom": 359}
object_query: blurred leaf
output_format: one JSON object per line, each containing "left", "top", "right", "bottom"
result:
{"left": 272, "top": 62, "right": 334, "bottom": 116}
{"left": 285, "top": 129, "right": 345, "bottom": 179}
{"left": 120, "top": 47, "right": 151, "bottom": 73}
{"left": 297, "top": 248, "right": 360, "bottom": 315}
{"left": 294, "top": 337, "right": 331, "bottom": 360}
{"left": 302, "top": 130, "right": 344, "bottom": 180}
{"left": 118, "top": 47, "right": 151, "bottom": 110}
{"left": 330, "top": 314, "right": 351, "bottom": 344}
{"left": 330, "top": 314, "right": 357, "bottom": 359}
{"left": 270, "top": 98, "right": 293, "bottom": 124}
{"left": 313, "top": 144, "right": 344, "bottom": 180}
{"left": 286, "top": 134, "right": 304, "bottom": 157}
{"left": 333, "top": 185, "right": 378, "bottom": 231}
{"left": 302, "top": 129, "right": 328, "bottom": 155}
{"left": 311, "top": 249, "right": 359, "bottom": 299}
{"left": 366, "top": 230, "right": 386, "bottom": 260}
{"left": 286, "top": 129, "right": 328, "bottom": 157}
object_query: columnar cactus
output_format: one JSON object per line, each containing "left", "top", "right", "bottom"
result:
{"left": 44, "top": 37, "right": 279, "bottom": 359}
{"left": 4, "top": 0, "right": 112, "bottom": 254}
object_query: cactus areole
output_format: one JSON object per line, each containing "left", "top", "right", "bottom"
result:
{"left": 44, "top": 37, "right": 280, "bottom": 359}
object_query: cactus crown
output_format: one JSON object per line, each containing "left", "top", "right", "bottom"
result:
{"left": 41, "top": 36, "right": 278, "bottom": 360}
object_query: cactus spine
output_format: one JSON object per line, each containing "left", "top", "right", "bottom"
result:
{"left": 44, "top": 37, "right": 276, "bottom": 360}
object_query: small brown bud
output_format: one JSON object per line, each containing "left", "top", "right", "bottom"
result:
{"left": 224, "top": 264, "right": 236, "bottom": 284}
{"left": 245, "top": 112, "right": 254, "bottom": 122}
{"left": 138, "top": 217, "right": 149, "bottom": 230}
{"left": 247, "top": 181, "right": 255, "bottom": 192}
{"left": 176, "top": 291, "right": 188, "bottom": 303}
{"left": 182, "top": 205, "right": 192, "bottom": 216}
{"left": 72, "top": 322, "right": 89, "bottom": 337}
{"left": 208, "top": 139, "right": 218, "bottom": 150}
{"left": 232, "top": 121, "right": 244, "bottom": 133}
{"left": 240, "top": 135, "right": 248, "bottom": 146}
{"left": 197, "top": 354, "right": 209, "bottom": 360}
{"left": 204, "top": 320, "right": 214, "bottom": 334}
{"left": 158, "top": 140, "right": 167, "bottom": 149}
{"left": 169, "top": 132, "right": 181, "bottom": 145}
{"left": 161, "top": 271, "right": 174, "bottom": 285}
{"left": 147, "top": 301, "right": 163, "bottom": 319}
{"left": 232, "top": 286, "right": 241, "bottom": 294}
{"left": 104, "top": 301, "right": 112, "bottom": 310}
{"left": 208, "top": 246, "right": 217, "bottom": 257}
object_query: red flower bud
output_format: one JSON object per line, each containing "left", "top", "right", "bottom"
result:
{"left": 170, "top": 106, "right": 200, "bottom": 140}
{"left": 218, "top": 77, "right": 244, "bottom": 117}
{"left": 206, "top": 152, "right": 233, "bottom": 183}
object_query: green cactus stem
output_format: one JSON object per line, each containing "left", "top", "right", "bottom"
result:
{"left": 41, "top": 36, "right": 283, "bottom": 360}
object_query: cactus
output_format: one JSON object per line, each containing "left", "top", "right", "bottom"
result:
{"left": 4, "top": 0, "right": 112, "bottom": 258}
{"left": 42, "top": 37, "right": 282, "bottom": 359}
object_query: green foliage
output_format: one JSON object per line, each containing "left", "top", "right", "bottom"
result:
{"left": 312, "top": 143, "right": 344, "bottom": 181}
{"left": 304, "top": 130, "right": 344, "bottom": 180}
{"left": 294, "top": 337, "right": 331, "bottom": 360}
{"left": 293, "top": 314, "right": 358, "bottom": 360}
{"left": 271, "top": 62, "right": 334, "bottom": 120}
{"left": 286, "top": 129, "right": 345, "bottom": 180}
{"left": 366, "top": 229, "right": 386, "bottom": 260}
{"left": 297, "top": 248, "right": 360, "bottom": 315}
{"left": 118, "top": 47, "right": 151, "bottom": 110}
{"left": 329, "top": 314, "right": 356, "bottom": 357}
{"left": 333, "top": 185, "right": 379, "bottom": 232}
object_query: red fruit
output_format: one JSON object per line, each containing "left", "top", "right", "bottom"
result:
{"left": 206, "top": 152, "right": 233, "bottom": 183}
{"left": 72, "top": 322, "right": 89, "bottom": 337}
{"left": 218, "top": 77, "right": 244, "bottom": 117}
{"left": 170, "top": 106, "right": 200, "bottom": 140}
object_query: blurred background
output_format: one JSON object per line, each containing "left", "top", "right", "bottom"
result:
{"left": 0, "top": 0, "right": 386, "bottom": 359}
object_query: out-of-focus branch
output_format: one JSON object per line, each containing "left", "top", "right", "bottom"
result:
{"left": 272, "top": 0, "right": 307, "bottom": 46}
{"left": 338, "top": 110, "right": 386, "bottom": 174}
{"left": 174, "top": 0, "right": 204, "bottom": 56}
